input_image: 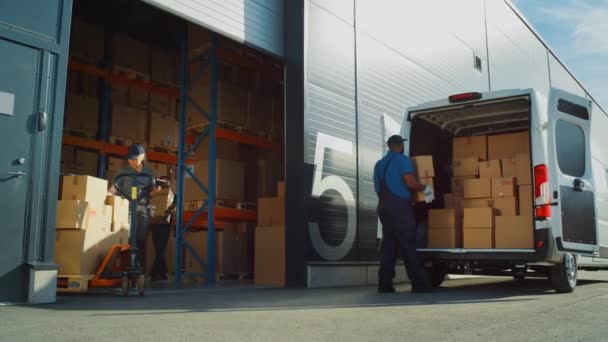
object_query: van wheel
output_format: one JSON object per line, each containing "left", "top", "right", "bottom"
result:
{"left": 551, "top": 254, "right": 577, "bottom": 293}
{"left": 427, "top": 267, "right": 447, "bottom": 287}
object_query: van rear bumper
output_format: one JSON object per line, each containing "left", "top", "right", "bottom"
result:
{"left": 418, "top": 228, "right": 549, "bottom": 263}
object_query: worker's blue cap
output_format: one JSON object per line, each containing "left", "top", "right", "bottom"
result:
{"left": 127, "top": 144, "right": 145, "bottom": 160}
{"left": 387, "top": 135, "right": 407, "bottom": 145}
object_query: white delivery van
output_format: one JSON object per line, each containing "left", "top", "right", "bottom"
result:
{"left": 403, "top": 88, "right": 608, "bottom": 293}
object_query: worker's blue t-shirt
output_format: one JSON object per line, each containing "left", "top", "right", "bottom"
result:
{"left": 373, "top": 151, "right": 415, "bottom": 199}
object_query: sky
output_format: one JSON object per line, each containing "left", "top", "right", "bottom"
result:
{"left": 511, "top": 0, "right": 608, "bottom": 111}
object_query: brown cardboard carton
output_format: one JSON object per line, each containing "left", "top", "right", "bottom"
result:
{"left": 488, "top": 197, "right": 518, "bottom": 216}
{"left": 74, "top": 148, "right": 98, "bottom": 176}
{"left": 463, "top": 207, "right": 495, "bottom": 228}
{"left": 501, "top": 157, "right": 518, "bottom": 178}
{"left": 105, "top": 196, "right": 130, "bottom": 231}
{"left": 452, "top": 176, "right": 476, "bottom": 194}
{"left": 444, "top": 193, "right": 464, "bottom": 210}
{"left": 411, "top": 156, "right": 435, "bottom": 178}
{"left": 428, "top": 209, "right": 457, "bottom": 229}
{"left": 414, "top": 177, "right": 434, "bottom": 202}
{"left": 491, "top": 177, "right": 517, "bottom": 198}
{"left": 218, "top": 82, "right": 248, "bottom": 127}
{"left": 277, "top": 181, "right": 285, "bottom": 198}
{"left": 150, "top": 92, "right": 177, "bottom": 117}
{"left": 54, "top": 227, "right": 129, "bottom": 275}
{"left": 428, "top": 229, "right": 457, "bottom": 248}
{"left": 255, "top": 226, "right": 286, "bottom": 286}
{"left": 111, "top": 104, "right": 147, "bottom": 142}
{"left": 61, "top": 175, "right": 108, "bottom": 208}
{"left": 69, "top": 17, "right": 104, "bottom": 63}
{"left": 113, "top": 34, "right": 150, "bottom": 71}
{"left": 479, "top": 160, "right": 502, "bottom": 178}
{"left": 495, "top": 216, "right": 534, "bottom": 249}
{"left": 488, "top": 131, "right": 530, "bottom": 160}
{"left": 462, "top": 198, "right": 491, "bottom": 208}
{"left": 183, "top": 159, "right": 245, "bottom": 202}
{"left": 183, "top": 231, "right": 224, "bottom": 274}
{"left": 463, "top": 228, "right": 493, "bottom": 248}
{"left": 453, "top": 136, "right": 487, "bottom": 161}
{"left": 519, "top": 185, "right": 533, "bottom": 216}
{"left": 453, "top": 157, "right": 479, "bottom": 177}
{"left": 463, "top": 178, "right": 492, "bottom": 199}
{"left": 149, "top": 189, "right": 174, "bottom": 218}
{"left": 257, "top": 158, "right": 284, "bottom": 197}
{"left": 149, "top": 111, "right": 178, "bottom": 149}
{"left": 516, "top": 153, "right": 532, "bottom": 185}
{"left": 64, "top": 94, "right": 99, "bottom": 137}
{"left": 257, "top": 197, "right": 285, "bottom": 227}
{"left": 150, "top": 47, "right": 178, "bottom": 86}
{"left": 55, "top": 200, "right": 111, "bottom": 230}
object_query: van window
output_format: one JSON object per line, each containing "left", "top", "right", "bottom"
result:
{"left": 558, "top": 99, "right": 589, "bottom": 120}
{"left": 556, "top": 120, "right": 586, "bottom": 177}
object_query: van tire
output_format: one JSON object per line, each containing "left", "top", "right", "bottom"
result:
{"left": 551, "top": 254, "right": 577, "bottom": 293}
{"left": 427, "top": 267, "right": 447, "bottom": 287}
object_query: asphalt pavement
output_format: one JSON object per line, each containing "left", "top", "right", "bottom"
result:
{"left": 1, "top": 271, "right": 607, "bottom": 342}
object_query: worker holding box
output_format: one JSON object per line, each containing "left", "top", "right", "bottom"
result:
{"left": 108, "top": 144, "right": 161, "bottom": 270}
{"left": 374, "top": 135, "right": 433, "bottom": 293}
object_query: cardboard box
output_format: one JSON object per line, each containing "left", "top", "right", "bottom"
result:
{"left": 147, "top": 161, "right": 169, "bottom": 179}
{"left": 246, "top": 92, "right": 275, "bottom": 133}
{"left": 501, "top": 157, "right": 517, "bottom": 178}
{"left": 113, "top": 34, "right": 150, "bottom": 71}
{"left": 106, "top": 157, "right": 124, "bottom": 185}
{"left": 495, "top": 216, "right": 534, "bottom": 248}
{"left": 463, "top": 228, "right": 493, "bottom": 249}
{"left": 150, "top": 92, "right": 176, "bottom": 116}
{"left": 149, "top": 189, "right": 174, "bottom": 218}
{"left": 64, "top": 94, "right": 99, "bottom": 137}
{"left": 183, "top": 231, "right": 224, "bottom": 274}
{"left": 463, "top": 207, "right": 495, "bottom": 228}
{"left": 255, "top": 225, "right": 285, "bottom": 286}
{"left": 150, "top": 47, "right": 178, "bottom": 86}
{"left": 488, "top": 131, "right": 530, "bottom": 160}
{"left": 453, "top": 136, "right": 487, "bottom": 161}
{"left": 257, "top": 197, "right": 285, "bottom": 227}
{"left": 428, "top": 229, "right": 458, "bottom": 249}
{"left": 444, "top": 193, "right": 463, "bottom": 210}
{"left": 462, "top": 198, "right": 491, "bottom": 208}
{"left": 519, "top": 185, "right": 533, "bottom": 216}
{"left": 487, "top": 197, "right": 518, "bottom": 216}
{"left": 149, "top": 112, "right": 178, "bottom": 149}
{"left": 277, "top": 181, "right": 285, "bottom": 198}
{"left": 105, "top": 196, "right": 130, "bottom": 231}
{"left": 463, "top": 178, "right": 492, "bottom": 199}
{"left": 54, "top": 228, "right": 129, "bottom": 275}
{"left": 218, "top": 82, "right": 248, "bottom": 126}
{"left": 197, "top": 139, "right": 240, "bottom": 161}
{"left": 411, "top": 156, "right": 435, "bottom": 178}
{"left": 61, "top": 146, "right": 77, "bottom": 175}
{"left": 428, "top": 209, "right": 457, "bottom": 229}
{"left": 492, "top": 177, "right": 517, "bottom": 198}
{"left": 257, "top": 158, "right": 284, "bottom": 197}
{"left": 452, "top": 176, "right": 476, "bottom": 194}
{"left": 61, "top": 175, "right": 108, "bottom": 208}
{"left": 69, "top": 17, "right": 104, "bottom": 63}
{"left": 183, "top": 159, "right": 245, "bottom": 202}
{"left": 453, "top": 157, "right": 479, "bottom": 177}
{"left": 111, "top": 104, "right": 147, "bottom": 142}
{"left": 479, "top": 160, "right": 502, "bottom": 178}
{"left": 74, "top": 148, "right": 98, "bottom": 175}
{"left": 222, "top": 223, "right": 250, "bottom": 274}
{"left": 55, "top": 200, "right": 112, "bottom": 230}
{"left": 516, "top": 153, "right": 532, "bottom": 185}
{"left": 414, "top": 177, "right": 434, "bottom": 203}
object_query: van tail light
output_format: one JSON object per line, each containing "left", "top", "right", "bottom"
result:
{"left": 534, "top": 164, "right": 551, "bottom": 219}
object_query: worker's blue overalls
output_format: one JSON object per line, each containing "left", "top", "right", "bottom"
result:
{"left": 376, "top": 152, "right": 430, "bottom": 290}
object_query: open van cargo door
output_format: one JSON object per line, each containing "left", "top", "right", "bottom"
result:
{"left": 546, "top": 89, "right": 599, "bottom": 254}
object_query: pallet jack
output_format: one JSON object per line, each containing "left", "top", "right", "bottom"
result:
{"left": 88, "top": 173, "right": 162, "bottom": 296}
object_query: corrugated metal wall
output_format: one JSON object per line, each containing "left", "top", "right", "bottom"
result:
{"left": 142, "top": 0, "right": 284, "bottom": 56}
{"left": 303, "top": 0, "right": 604, "bottom": 262}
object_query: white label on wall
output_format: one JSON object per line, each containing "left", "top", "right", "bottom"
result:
{"left": 0, "top": 91, "right": 15, "bottom": 116}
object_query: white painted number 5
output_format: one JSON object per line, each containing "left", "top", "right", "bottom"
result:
{"left": 309, "top": 132, "right": 356, "bottom": 261}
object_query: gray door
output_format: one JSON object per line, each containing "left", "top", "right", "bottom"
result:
{"left": 0, "top": 38, "right": 41, "bottom": 301}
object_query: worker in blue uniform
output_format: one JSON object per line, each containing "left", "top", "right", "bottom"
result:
{"left": 374, "top": 135, "right": 434, "bottom": 293}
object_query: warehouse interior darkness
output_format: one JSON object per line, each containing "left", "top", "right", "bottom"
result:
{"left": 56, "top": 0, "right": 286, "bottom": 291}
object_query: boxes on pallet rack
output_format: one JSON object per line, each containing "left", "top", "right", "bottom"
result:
{"left": 255, "top": 181, "right": 285, "bottom": 286}
{"left": 112, "top": 34, "right": 150, "bottom": 72}
{"left": 183, "top": 230, "right": 224, "bottom": 276}
{"left": 150, "top": 47, "right": 178, "bottom": 86}
{"left": 246, "top": 93, "right": 274, "bottom": 134}
{"left": 183, "top": 159, "right": 245, "bottom": 203}
{"left": 149, "top": 111, "right": 178, "bottom": 150}
{"left": 111, "top": 104, "right": 147, "bottom": 143}
{"left": 61, "top": 146, "right": 77, "bottom": 175}
{"left": 69, "top": 17, "right": 104, "bottom": 64}
{"left": 74, "top": 148, "right": 98, "bottom": 176}
{"left": 150, "top": 92, "right": 176, "bottom": 117}
{"left": 64, "top": 93, "right": 99, "bottom": 138}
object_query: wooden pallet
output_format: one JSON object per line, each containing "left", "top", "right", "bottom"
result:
{"left": 218, "top": 273, "right": 252, "bottom": 281}
{"left": 114, "top": 65, "right": 150, "bottom": 82}
{"left": 57, "top": 275, "right": 94, "bottom": 293}
{"left": 64, "top": 129, "right": 96, "bottom": 139}
{"left": 149, "top": 145, "right": 178, "bottom": 154}
{"left": 236, "top": 202, "right": 257, "bottom": 210}
{"left": 185, "top": 200, "right": 255, "bottom": 211}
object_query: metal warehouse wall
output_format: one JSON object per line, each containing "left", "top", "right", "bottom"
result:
{"left": 142, "top": 0, "right": 284, "bottom": 56}
{"left": 302, "top": 0, "right": 605, "bottom": 263}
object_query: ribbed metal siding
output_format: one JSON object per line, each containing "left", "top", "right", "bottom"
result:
{"left": 486, "top": 0, "right": 549, "bottom": 95}
{"left": 142, "top": 0, "right": 284, "bottom": 56}
{"left": 305, "top": 1, "right": 358, "bottom": 261}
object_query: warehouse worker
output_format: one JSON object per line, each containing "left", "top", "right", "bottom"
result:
{"left": 374, "top": 135, "right": 434, "bottom": 293}
{"left": 108, "top": 144, "right": 161, "bottom": 270}
{"left": 148, "top": 176, "right": 175, "bottom": 281}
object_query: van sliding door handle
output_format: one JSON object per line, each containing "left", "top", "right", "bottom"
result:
{"left": 573, "top": 179, "right": 585, "bottom": 191}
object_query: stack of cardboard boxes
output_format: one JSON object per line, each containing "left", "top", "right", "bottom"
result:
{"left": 54, "top": 176, "right": 130, "bottom": 276}
{"left": 255, "top": 181, "right": 285, "bottom": 286}
{"left": 428, "top": 132, "right": 534, "bottom": 249}
{"left": 411, "top": 156, "right": 435, "bottom": 202}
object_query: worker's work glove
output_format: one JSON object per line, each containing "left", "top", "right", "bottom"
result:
{"left": 423, "top": 185, "right": 435, "bottom": 204}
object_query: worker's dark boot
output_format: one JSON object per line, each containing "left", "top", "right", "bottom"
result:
{"left": 377, "top": 285, "right": 396, "bottom": 293}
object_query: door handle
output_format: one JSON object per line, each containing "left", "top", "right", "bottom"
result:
{"left": 573, "top": 179, "right": 585, "bottom": 191}
{"left": 7, "top": 171, "right": 26, "bottom": 178}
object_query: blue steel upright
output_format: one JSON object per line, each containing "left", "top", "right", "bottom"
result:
{"left": 175, "top": 30, "right": 218, "bottom": 286}
{"left": 96, "top": 27, "right": 113, "bottom": 178}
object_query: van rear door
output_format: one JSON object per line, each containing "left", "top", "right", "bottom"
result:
{"left": 546, "top": 89, "right": 598, "bottom": 254}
